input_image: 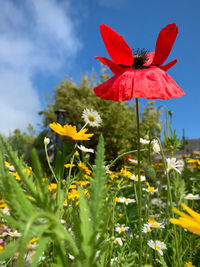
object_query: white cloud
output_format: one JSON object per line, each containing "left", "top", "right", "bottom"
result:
{"left": 0, "top": 0, "right": 82, "bottom": 135}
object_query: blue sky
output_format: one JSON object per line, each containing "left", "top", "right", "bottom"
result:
{"left": 0, "top": 0, "right": 199, "bottom": 139}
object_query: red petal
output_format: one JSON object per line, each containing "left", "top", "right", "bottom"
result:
{"left": 144, "top": 52, "right": 155, "bottom": 66}
{"left": 99, "top": 24, "right": 134, "bottom": 66}
{"left": 160, "top": 59, "right": 178, "bottom": 71}
{"left": 93, "top": 67, "right": 185, "bottom": 101}
{"left": 95, "top": 56, "right": 128, "bottom": 74}
{"left": 152, "top": 23, "right": 178, "bottom": 66}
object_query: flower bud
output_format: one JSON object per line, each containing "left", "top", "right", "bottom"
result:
{"left": 44, "top": 137, "right": 50, "bottom": 145}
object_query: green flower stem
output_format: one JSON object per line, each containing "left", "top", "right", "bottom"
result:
{"left": 153, "top": 136, "right": 180, "bottom": 266}
{"left": 135, "top": 98, "right": 142, "bottom": 267}
{"left": 45, "top": 143, "right": 58, "bottom": 184}
{"left": 109, "top": 148, "right": 147, "bottom": 169}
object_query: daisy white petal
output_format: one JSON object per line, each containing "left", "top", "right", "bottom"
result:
{"left": 82, "top": 108, "right": 102, "bottom": 127}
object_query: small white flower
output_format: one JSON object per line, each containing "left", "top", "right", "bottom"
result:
{"left": 77, "top": 145, "right": 94, "bottom": 153}
{"left": 185, "top": 193, "right": 200, "bottom": 200}
{"left": 127, "top": 158, "right": 139, "bottom": 164}
{"left": 130, "top": 174, "right": 146, "bottom": 182}
{"left": 151, "top": 140, "right": 160, "bottom": 154}
{"left": 148, "top": 222, "right": 165, "bottom": 229}
{"left": 142, "top": 224, "right": 151, "bottom": 234}
{"left": 115, "top": 224, "right": 129, "bottom": 233}
{"left": 82, "top": 108, "right": 102, "bottom": 127}
{"left": 140, "top": 138, "right": 150, "bottom": 145}
{"left": 145, "top": 187, "right": 158, "bottom": 194}
{"left": 68, "top": 254, "right": 75, "bottom": 260}
{"left": 151, "top": 198, "right": 165, "bottom": 206}
{"left": 147, "top": 240, "right": 167, "bottom": 256}
{"left": 2, "top": 208, "right": 10, "bottom": 215}
{"left": 111, "top": 257, "right": 118, "bottom": 265}
{"left": 44, "top": 137, "right": 50, "bottom": 145}
{"left": 117, "top": 197, "right": 136, "bottom": 205}
{"left": 6, "top": 230, "right": 21, "bottom": 237}
{"left": 166, "top": 158, "right": 183, "bottom": 174}
{"left": 114, "top": 237, "right": 123, "bottom": 246}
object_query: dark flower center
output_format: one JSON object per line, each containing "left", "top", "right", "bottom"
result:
{"left": 132, "top": 48, "right": 149, "bottom": 69}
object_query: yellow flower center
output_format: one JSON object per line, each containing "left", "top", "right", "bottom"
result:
{"left": 119, "top": 228, "right": 125, "bottom": 232}
{"left": 155, "top": 245, "right": 161, "bottom": 250}
{"left": 147, "top": 187, "right": 154, "bottom": 192}
{"left": 88, "top": 115, "right": 96, "bottom": 122}
{"left": 151, "top": 223, "right": 159, "bottom": 228}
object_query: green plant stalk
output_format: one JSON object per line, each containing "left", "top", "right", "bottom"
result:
{"left": 45, "top": 144, "right": 58, "bottom": 184}
{"left": 109, "top": 148, "right": 147, "bottom": 169}
{"left": 153, "top": 136, "right": 181, "bottom": 266}
{"left": 135, "top": 98, "right": 142, "bottom": 267}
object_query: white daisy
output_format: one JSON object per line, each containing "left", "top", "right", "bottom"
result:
{"left": 5, "top": 230, "right": 21, "bottom": 237}
{"left": 82, "top": 108, "right": 102, "bottom": 127}
{"left": 151, "top": 139, "right": 160, "bottom": 154}
{"left": 130, "top": 174, "right": 146, "bottom": 182}
{"left": 166, "top": 158, "right": 183, "bottom": 174}
{"left": 117, "top": 197, "right": 136, "bottom": 205}
{"left": 77, "top": 145, "right": 94, "bottom": 153}
{"left": 142, "top": 224, "right": 151, "bottom": 234}
{"left": 114, "top": 237, "right": 123, "bottom": 246}
{"left": 140, "top": 138, "right": 150, "bottom": 145}
{"left": 148, "top": 222, "right": 165, "bottom": 229}
{"left": 151, "top": 198, "right": 165, "bottom": 207}
{"left": 147, "top": 240, "right": 167, "bottom": 256}
{"left": 185, "top": 193, "right": 200, "bottom": 200}
{"left": 115, "top": 224, "right": 129, "bottom": 233}
{"left": 145, "top": 187, "right": 158, "bottom": 194}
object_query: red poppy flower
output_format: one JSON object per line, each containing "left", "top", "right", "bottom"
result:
{"left": 94, "top": 24, "right": 185, "bottom": 101}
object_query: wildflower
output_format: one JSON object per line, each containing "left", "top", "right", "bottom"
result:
{"left": 147, "top": 240, "right": 167, "bottom": 255}
{"left": 0, "top": 246, "right": 4, "bottom": 252}
{"left": 130, "top": 174, "right": 146, "bottom": 182}
{"left": 151, "top": 198, "right": 165, "bottom": 206}
{"left": 49, "top": 122, "right": 93, "bottom": 141}
{"left": 78, "top": 162, "right": 92, "bottom": 175}
{"left": 5, "top": 230, "right": 21, "bottom": 237}
{"left": 115, "top": 197, "right": 135, "bottom": 205}
{"left": 4, "top": 161, "right": 15, "bottom": 172}
{"left": 142, "top": 224, "right": 151, "bottom": 234}
{"left": 77, "top": 145, "right": 94, "bottom": 153}
{"left": 185, "top": 194, "right": 200, "bottom": 200}
{"left": 48, "top": 183, "right": 57, "bottom": 192}
{"left": 126, "top": 156, "right": 139, "bottom": 164}
{"left": 44, "top": 137, "right": 50, "bottom": 145}
{"left": 149, "top": 222, "right": 165, "bottom": 229}
{"left": 166, "top": 157, "right": 183, "bottom": 174}
{"left": 185, "top": 262, "right": 196, "bottom": 267}
{"left": 151, "top": 139, "right": 160, "bottom": 154}
{"left": 82, "top": 108, "right": 102, "bottom": 127}
{"left": 64, "top": 163, "right": 75, "bottom": 168}
{"left": 120, "top": 168, "right": 132, "bottom": 178}
{"left": 145, "top": 187, "right": 158, "bottom": 194}
{"left": 140, "top": 138, "right": 150, "bottom": 145}
{"left": 148, "top": 217, "right": 157, "bottom": 223}
{"left": 170, "top": 203, "right": 200, "bottom": 235}
{"left": 114, "top": 237, "right": 123, "bottom": 246}
{"left": 94, "top": 24, "right": 185, "bottom": 101}
{"left": 115, "top": 224, "right": 129, "bottom": 233}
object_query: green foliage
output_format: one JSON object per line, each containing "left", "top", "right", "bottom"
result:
{"left": 39, "top": 72, "right": 161, "bottom": 165}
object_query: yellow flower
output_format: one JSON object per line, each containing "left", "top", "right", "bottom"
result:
{"left": 49, "top": 122, "right": 93, "bottom": 141}
{"left": 148, "top": 217, "right": 157, "bottom": 223}
{"left": 0, "top": 245, "right": 4, "bottom": 252}
{"left": 48, "top": 183, "right": 57, "bottom": 192}
{"left": 78, "top": 161, "right": 92, "bottom": 175}
{"left": 64, "top": 163, "right": 75, "bottom": 168}
{"left": 76, "top": 180, "right": 90, "bottom": 186}
{"left": 170, "top": 203, "right": 200, "bottom": 235}
{"left": 185, "top": 262, "right": 196, "bottom": 267}
{"left": 120, "top": 168, "right": 132, "bottom": 178}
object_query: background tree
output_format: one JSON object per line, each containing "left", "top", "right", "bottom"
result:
{"left": 39, "top": 69, "right": 161, "bottom": 166}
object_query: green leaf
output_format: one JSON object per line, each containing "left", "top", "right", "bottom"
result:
{"left": 78, "top": 188, "right": 92, "bottom": 263}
